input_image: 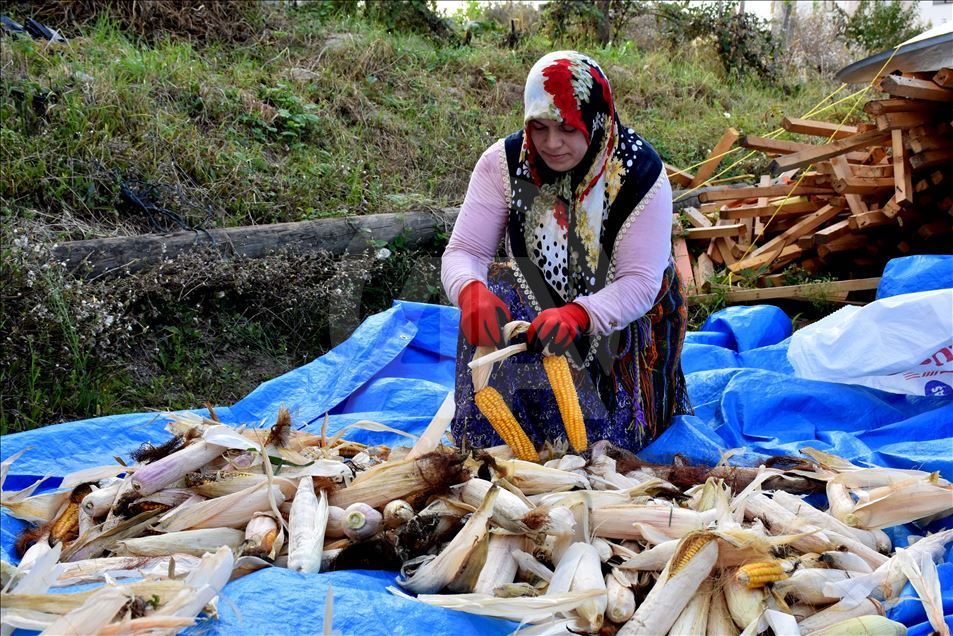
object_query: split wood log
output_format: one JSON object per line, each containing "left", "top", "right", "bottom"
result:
{"left": 769, "top": 129, "right": 891, "bottom": 174}
{"left": 689, "top": 127, "right": 740, "bottom": 188}
{"left": 781, "top": 117, "right": 858, "bottom": 139}
{"left": 879, "top": 75, "right": 953, "bottom": 102}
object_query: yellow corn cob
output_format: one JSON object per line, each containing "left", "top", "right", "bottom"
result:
{"left": 50, "top": 502, "right": 80, "bottom": 544}
{"left": 542, "top": 355, "right": 587, "bottom": 453}
{"left": 670, "top": 530, "right": 717, "bottom": 576}
{"left": 474, "top": 387, "right": 540, "bottom": 462}
{"left": 736, "top": 561, "right": 790, "bottom": 588}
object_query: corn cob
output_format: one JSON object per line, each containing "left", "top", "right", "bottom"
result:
{"left": 605, "top": 569, "right": 636, "bottom": 623}
{"left": 798, "top": 597, "right": 883, "bottom": 634}
{"left": 456, "top": 478, "right": 531, "bottom": 534}
{"left": 49, "top": 502, "right": 80, "bottom": 545}
{"left": 474, "top": 533, "right": 520, "bottom": 595}
{"left": 115, "top": 528, "right": 245, "bottom": 557}
{"left": 668, "top": 578, "right": 711, "bottom": 634}
{"left": 474, "top": 387, "right": 539, "bottom": 462}
{"left": 805, "top": 615, "right": 907, "bottom": 636}
{"left": 723, "top": 572, "right": 765, "bottom": 630}
{"left": 736, "top": 560, "right": 791, "bottom": 588}
{"left": 707, "top": 586, "right": 740, "bottom": 636}
{"left": 618, "top": 531, "right": 718, "bottom": 635}
{"left": 542, "top": 355, "right": 587, "bottom": 453}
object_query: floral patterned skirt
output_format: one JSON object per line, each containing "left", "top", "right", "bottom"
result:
{"left": 451, "top": 261, "right": 692, "bottom": 455}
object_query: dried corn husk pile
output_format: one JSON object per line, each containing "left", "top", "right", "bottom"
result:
{"left": 2, "top": 407, "right": 951, "bottom": 635}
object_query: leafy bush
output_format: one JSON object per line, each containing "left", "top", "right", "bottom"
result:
{"left": 652, "top": 2, "right": 779, "bottom": 82}
{"left": 837, "top": 0, "right": 924, "bottom": 54}
{"left": 541, "top": 0, "right": 641, "bottom": 44}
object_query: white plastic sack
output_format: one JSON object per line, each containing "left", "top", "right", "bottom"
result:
{"left": 787, "top": 288, "right": 953, "bottom": 396}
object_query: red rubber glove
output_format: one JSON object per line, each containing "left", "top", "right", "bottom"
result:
{"left": 527, "top": 303, "right": 590, "bottom": 355}
{"left": 459, "top": 280, "right": 512, "bottom": 348}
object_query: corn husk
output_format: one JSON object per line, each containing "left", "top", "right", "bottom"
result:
{"left": 820, "top": 550, "right": 873, "bottom": 573}
{"left": 605, "top": 569, "right": 635, "bottom": 624}
{"left": 287, "top": 477, "right": 328, "bottom": 574}
{"left": 724, "top": 573, "right": 765, "bottom": 630}
{"left": 895, "top": 548, "right": 949, "bottom": 636}
{"left": 669, "top": 578, "right": 711, "bottom": 634}
{"left": 474, "top": 533, "right": 520, "bottom": 595}
{"left": 845, "top": 477, "right": 953, "bottom": 530}
{"left": 63, "top": 509, "right": 163, "bottom": 562}
{"left": 114, "top": 528, "right": 244, "bottom": 557}
{"left": 1, "top": 490, "right": 71, "bottom": 525}
{"left": 798, "top": 597, "right": 882, "bottom": 634}
{"left": 329, "top": 450, "right": 466, "bottom": 509}
{"left": 511, "top": 549, "right": 553, "bottom": 583}
{"left": 3, "top": 580, "right": 184, "bottom": 615}
{"left": 591, "top": 505, "right": 717, "bottom": 541}
{"left": 80, "top": 483, "right": 122, "bottom": 518}
{"left": 130, "top": 441, "right": 225, "bottom": 497}
{"left": 455, "top": 478, "right": 530, "bottom": 533}
{"left": 447, "top": 533, "right": 489, "bottom": 594}
{"left": 53, "top": 555, "right": 201, "bottom": 587}
{"left": 552, "top": 542, "right": 606, "bottom": 631}
{"left": 775, "top": 568, "right": 854, "bottom": 605}
{"left": 805, "top": 615, "right": 907, "bottom": 636}
{"left": 189, "top": 473, "right": 298, "bottom": 500}
{"left": 771, "top": 491, "right": 889, "bottom": 564}
{"left": 390, "top": 586, "right": 605, "bottom": 624}
{"left": 617, "top": 531, "right": 719, "bottom": 635}
{"left": 397, "top": 485, "right": 499, "bottom": 593}
{"left": 157, "top": 482, "right": 285, "bottom": 531}
{"left": 707, "top": 586, "right": 740, "bottom": 636}
{"left": 490, "top": 459, "right": 589, "bottom": 495}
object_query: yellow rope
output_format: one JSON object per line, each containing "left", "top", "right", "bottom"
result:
{"left": 673, "top": 84, "right": 876, "bottom": 203}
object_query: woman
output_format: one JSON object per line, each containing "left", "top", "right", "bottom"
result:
{"left": 441, "top": 51, "right": 691, "bottom": 458}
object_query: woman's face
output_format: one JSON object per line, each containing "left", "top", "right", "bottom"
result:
{"left": 528, "top": 119, "right": 589, "bottom": 172}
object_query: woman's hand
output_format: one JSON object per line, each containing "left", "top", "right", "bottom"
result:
{"left": 459, "top": 281, "right": 511, "bottom": 348}
{"left": 527, "top": 303, "right": 590, "bottom": 355}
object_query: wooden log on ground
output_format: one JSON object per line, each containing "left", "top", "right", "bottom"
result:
{"left": 53, "top": 209, "right": 460, "bottom": 277}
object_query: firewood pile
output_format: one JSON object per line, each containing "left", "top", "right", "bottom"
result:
{"left": 668, "top": 67, "right": 952, "bottom": 301}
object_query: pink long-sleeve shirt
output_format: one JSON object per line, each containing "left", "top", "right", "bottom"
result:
{"left": 441, "top": 139, "right": 673, "bottom": 337}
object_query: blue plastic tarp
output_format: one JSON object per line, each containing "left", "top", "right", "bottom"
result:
{"left": 877, "top": 254, "right": 953, "bottom": 299}
{"left": 3, "top": 265, "right": 953, "bottom": 634}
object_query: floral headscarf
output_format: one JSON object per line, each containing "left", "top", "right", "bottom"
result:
{"left": 502, "top": 51, "right": 665, "bottom": 368}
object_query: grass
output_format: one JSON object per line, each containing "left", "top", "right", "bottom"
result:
{"left": 0, "top": 5, "right": 865, "bottom": 431}
{"left": 0, "top": 11, "right": 862, "bottom": 238}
